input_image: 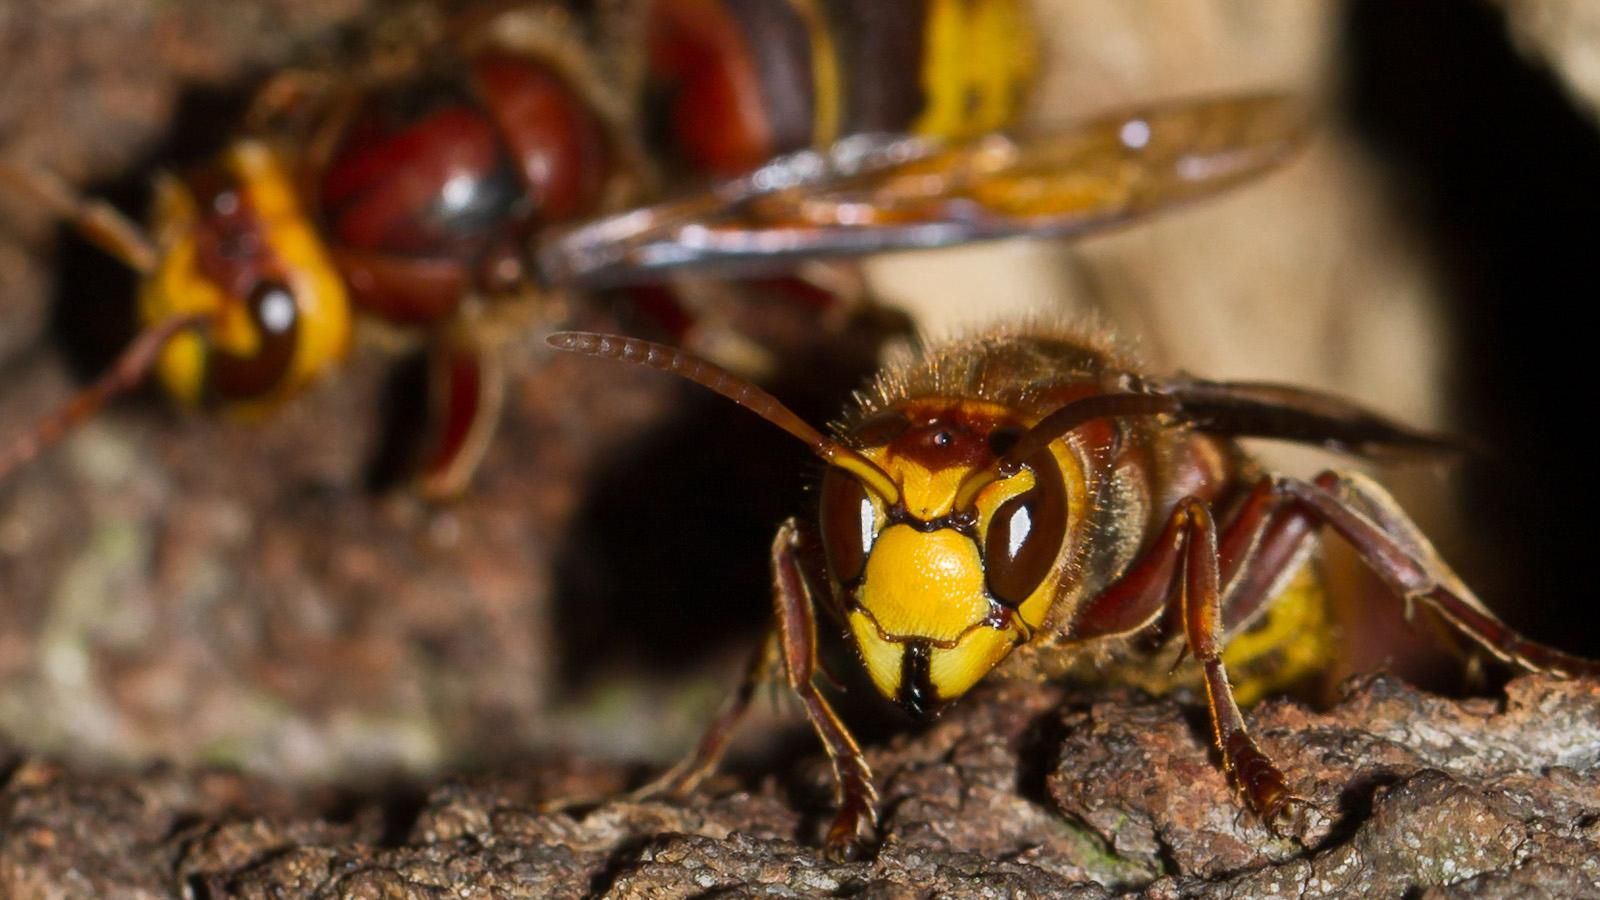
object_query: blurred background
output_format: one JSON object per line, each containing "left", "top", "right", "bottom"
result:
{"left": 0, "top": 0, "right": 1596, "bottom": 786}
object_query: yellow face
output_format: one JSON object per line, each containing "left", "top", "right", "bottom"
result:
{"left": 140, "top": 140, "right": 350, "bottom": 416}
{"left": 819, "top": 400, "right": 1075, "bottom": 715}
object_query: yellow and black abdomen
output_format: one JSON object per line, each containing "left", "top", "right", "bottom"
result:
{"left": 642, "top": 0, "right": 1035, "bottom": 176}
{"left": 1213, "top": 562, "right": 1335, "bottom": 706}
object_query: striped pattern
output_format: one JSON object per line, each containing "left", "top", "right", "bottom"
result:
{"left": 649, "top": 0, "right": 1035, "bottom": 174}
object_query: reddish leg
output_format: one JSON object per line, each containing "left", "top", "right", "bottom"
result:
{"left": 1175, "top": 499, "right": 1300, "bottom": 822}
{"left": 1070, "top": 508, "right": 1183, "bottom": 638}
{"left": 1084, "top": 468, "right": 1599, "bottom": 678}
{"left": 1279, "top": 471, "right": 1599, "bottom": 678}
{"left": 630, "top": 630, "right": 778, "bottom": 800}
{"left": 416, "top": 327, "right": 505, "bottom": 500}
{"left": 770, "top": 518, "right": 877, "bottom": 858}
{"left": 1074, "top": 476, "right": 1313, "bottom": 642}
{"left": 1074, "top": 469, "right": 1599, "bottom": 826}
{"left": 633, "top": 519, "right": 875, "bottom": 857}
{"left": 1217, "top": 477, "right": 1320, "bottom": 633}
{"left": 1072, "top": 493, "right": 1305, "bottom": 822}
{"left": 0, "top": 314, "right": 206, "bottom": 484}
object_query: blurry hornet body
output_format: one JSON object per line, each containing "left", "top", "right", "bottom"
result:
{"left": 548, "top": 326, "right": 1600, "bottom": 857}
{"left": 0, "top": 9, "right": 631, "bottom": 494}
{"left": 0, "top": 0, "right": 1300, "bottom": 495}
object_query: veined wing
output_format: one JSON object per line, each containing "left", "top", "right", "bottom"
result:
{"left": 540, "top": 93, "right": 1310, "bottom": 289}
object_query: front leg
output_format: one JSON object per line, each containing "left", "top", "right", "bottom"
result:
{"left": 630, "top": 630, "right": 778, "bottom": 801}
{"left": 771, "top": 518, "right": 878, "bottom": 858}
{"left": 634, "top": 519, "right": 877, "bottom": 856}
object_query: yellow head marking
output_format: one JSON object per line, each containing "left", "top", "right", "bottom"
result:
{"left": 827, "top": 449, "right": 902, "bottom": 507}
{"left": 836, "top": 419, "right": 1082, "bottom": 712}
{"left": 848, "top": 612, "right": 904, "bottom": 700}
{"left": 858, "top": 524, "right": 988, "bottom": 643}
{"left": 140, "top": 177, "right": 221, "bottom": 407}
{"left": 876, "top": 454, "right": 965, "bottom": 520}
{"left": 927, "top": 627, "right": 1018, "bottom": 699}
{"left": 228, "top": 141, "right": 351, "bottom": 414}
{"left": 138, "top": 142, "right": 349, "bottom": 414}
{"left": 847, "top": 593, "right": 1025, "bottom": 706}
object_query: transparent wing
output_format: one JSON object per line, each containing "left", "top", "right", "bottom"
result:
{"left": 540, "top": 92, "right": 1310, "bottom": 289}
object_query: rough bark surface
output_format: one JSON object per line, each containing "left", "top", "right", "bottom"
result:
{"left": 2, "top": 674, "right": 1596, "bottom": 897}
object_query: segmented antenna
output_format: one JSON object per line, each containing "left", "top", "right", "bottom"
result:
{"left": 546, "top": 331, "right": 901, "bottom": 504}
{"left": 0, "top": 161, "right": 159, "bottom": 274}
{"left": 0, "top": 314, "right": 206, "bottom": 483}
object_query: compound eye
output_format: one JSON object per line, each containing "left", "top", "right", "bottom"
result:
{"left": 984, "top": 449, "right": 1068, "bottom": 606}
{"left": 819, "top": 468, "right": 876, "bottom": 585}
{"left": 252, "top": 280, "right": 298, "bottom": 335}
{"left": 209, "top": 279, "right": 301, "bottom": 402}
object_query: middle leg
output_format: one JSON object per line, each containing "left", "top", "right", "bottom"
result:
{"left": 1071, "top": 492, "right": 1310, "bottom": 823}
{"left": 1175, "top": 498, "right": 1301, "bottom": 823}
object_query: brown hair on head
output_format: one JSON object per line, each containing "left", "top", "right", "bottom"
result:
{"left": 952, "top": 391, "right": 1182, "bottom": 510}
